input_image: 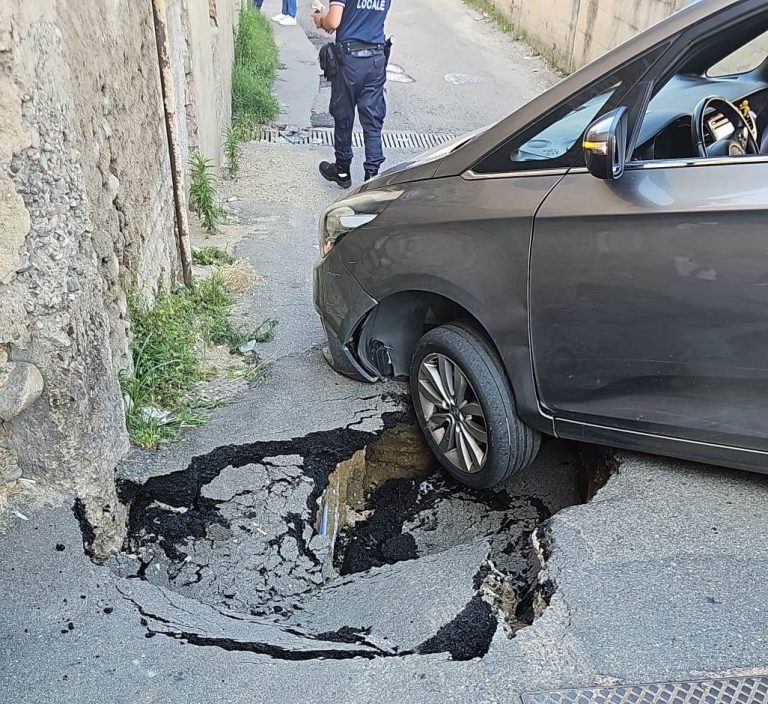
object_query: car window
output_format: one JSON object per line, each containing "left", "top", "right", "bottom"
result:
{"left": 510, "top": 87, "right": 619, "bottom": 163}
{"left": 632, "top": 15, "right": 768, "bottom": 164}
{"left": 474, "top": 78, "right": 624, "bottom": 174}
{"left": 472, "top": 43, "right": 668, "bottom": 176}
{"left": 707, "top": 29, "right": 768, "bottom": 77}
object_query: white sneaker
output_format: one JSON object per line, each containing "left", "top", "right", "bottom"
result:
{"left": 278, "top": 16, "right": 297, "bottom": 25}
{"left": 271, "top": 13, "right": 286, "bottom": 21}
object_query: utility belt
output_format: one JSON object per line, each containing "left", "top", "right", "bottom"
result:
{"left": 319, "top": 38, "right": 392, "bottom": 80}
{"left": 341, "top": 41, "right": 386, "bottom": 54}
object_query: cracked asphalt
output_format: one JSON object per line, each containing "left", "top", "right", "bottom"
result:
{"left": 3, "top": 0, "right": 768, "bottom": 701}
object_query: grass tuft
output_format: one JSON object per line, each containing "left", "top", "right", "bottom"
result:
{"left": 124, "top": 291, "right": 200, "bottom": 410}
{"left": 120, "top": 276, "right": 275, "bottom": 448}
{"left": 190, "top": 275, "right": 247, "bottom": 353}
{"left": 217, "top": 258, "right": 259, "bottom": 293}
{"left": 462, "top": 0, "right": 517, "bottom": 35}
{"left": 232, "top": 8, "right": 280, "bottom": 130}
{"left": 193, "top": 245, "right": 235, "bottom": 266}
{"left": 252, "top": 317, "right": 279, "bottom": 343}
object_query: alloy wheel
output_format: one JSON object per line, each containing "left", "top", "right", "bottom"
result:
{"left": 416, "top": 353, "right": 489, "bottom": 474}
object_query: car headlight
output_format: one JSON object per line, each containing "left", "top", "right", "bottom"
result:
{"left": 319, "top": 187, "right": 405, "bottom": 256}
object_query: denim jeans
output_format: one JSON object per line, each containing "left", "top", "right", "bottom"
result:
{"left": 253, "top": 0, "right": 296, "bottom": 16}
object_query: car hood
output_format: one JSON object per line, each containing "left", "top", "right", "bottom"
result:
{"left": 362, "top": 123, "right": 494, "bottom": 189}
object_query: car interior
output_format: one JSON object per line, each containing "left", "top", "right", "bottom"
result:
{"left": 633, "top": 22, "right": 768, "bottom": 162}
{"left": 479, "top": 15, "right": 768, "bottom": 176}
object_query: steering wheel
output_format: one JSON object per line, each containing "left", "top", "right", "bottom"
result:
{"left": 691, "top": 96, "right": 759, "bottom": 158}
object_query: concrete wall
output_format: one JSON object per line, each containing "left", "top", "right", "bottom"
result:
{"left": 491, "top": 0, "right": 690, "bottom": 73}
{"left": 0, "top": 0, "right": 238, "bottom": 550}
{"left": 184, "top": 0, "right": 238, "bottom": 165}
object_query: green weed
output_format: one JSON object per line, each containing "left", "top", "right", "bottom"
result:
{"left": 252, "top": 316, "right": 279, "bottom": 343}
{"left": 224, "top": 126, "right": 242, "bottom": 179}
{"left": 193, "top": 245, "right": 235, "bottom": 266}
{"left": 232, "top": 8, "right": 280, "bottom": 130}
{"left": 233, "top": 117, "right": 263, "bottom": 142}
{"left": 120, "top": 276, "right": 274, "bottom": 448}
{"left": 462, "top": 0, "right": 516, "bottom": 35}
{"left": 189, "top": 275, "right": 244, "bottom": 352}
{"left": 189, "top": 152, "right": 223, "bottom": 236}
{"left": 124, "top": 292, "right": 200, "bottom": 409}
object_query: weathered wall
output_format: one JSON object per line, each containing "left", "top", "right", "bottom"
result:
{"left": 183, "top": 0, "right": 238, "bottom": 165}
{"left": 0, "top": 0, "right": 238, "bottom": 548}
{"left": 491, "top": 0, "right": 690, "bottom": 73}
{"left": 0, "top": 1, "right": 173, "bottom": 488}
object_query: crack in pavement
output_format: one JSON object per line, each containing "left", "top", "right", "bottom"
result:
{"left": 114, "top": 582, "right": 389, "bottom": 661}
{"left": 80, "top": 395, "right": 589, "bottom": 664}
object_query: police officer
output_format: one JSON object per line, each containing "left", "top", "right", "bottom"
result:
{"left": 313, "top": 0, "right": 392, "bottom": 188}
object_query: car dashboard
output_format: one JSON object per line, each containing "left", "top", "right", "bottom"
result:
{"left": 632, "top": 73, "right": 768, "bottom": 161}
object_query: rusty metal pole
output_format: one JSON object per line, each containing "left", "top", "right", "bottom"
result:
{"left": 151, "top": 0, "right": 193, "bottom": 286}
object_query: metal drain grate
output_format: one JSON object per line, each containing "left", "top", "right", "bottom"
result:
{"left": 523, "top": 677, "right": 768, "bottom": 704}
{"left": 257, "top": 128, "right": 456, "bottom": 150}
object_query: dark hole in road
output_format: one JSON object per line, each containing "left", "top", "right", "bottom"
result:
{"left": 89, "top": 410, "right": 612, "bottom": 662}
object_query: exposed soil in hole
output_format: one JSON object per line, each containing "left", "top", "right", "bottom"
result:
{"left": 97, "top": 414, "right": 599, "bottom": 661}
{"left": 327, "top": 441, "right": 577, "bottom": 635}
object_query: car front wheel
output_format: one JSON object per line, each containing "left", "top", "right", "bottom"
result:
{"left": 410, "top": 323, "right": 540, "bottom": 489}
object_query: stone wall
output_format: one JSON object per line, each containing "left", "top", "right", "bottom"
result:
{"left": 491, "top": 0, "right": 690, "bottom": 73}
{"left": 0, "top": 0, "right": 238, "bottom": 547}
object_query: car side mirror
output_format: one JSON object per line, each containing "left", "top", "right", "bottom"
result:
{"left": 583, "top": 107, "right": 629, "bottom": 180}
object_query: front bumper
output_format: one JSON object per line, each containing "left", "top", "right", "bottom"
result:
{"left": 313, "top": 252, "right": 378, "bottom": 382}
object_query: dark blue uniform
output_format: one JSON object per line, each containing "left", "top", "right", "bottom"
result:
{"left": 330, "top": 0, "right": 391, "bottom": 178}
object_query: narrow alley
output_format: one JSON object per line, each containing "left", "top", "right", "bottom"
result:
{"left": 2, "top": 1, "right": 768, "bottom": 703}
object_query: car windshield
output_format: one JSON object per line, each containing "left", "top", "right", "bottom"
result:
{"left": 511, "top": 89, "right": 617, "bottom": 162}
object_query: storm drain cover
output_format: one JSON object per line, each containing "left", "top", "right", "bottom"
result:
{"left": 523, "top": 677, "right": 768, "bottom": 704}
{"left": 258, "top": 128, "right": 456, "bottom": 150}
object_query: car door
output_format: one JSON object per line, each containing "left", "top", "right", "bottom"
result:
{"left": 530, "top": 154, "right": 768, "bottom": 453}
{"left": 529, "top": 4, "right": 768, "bottom": 457}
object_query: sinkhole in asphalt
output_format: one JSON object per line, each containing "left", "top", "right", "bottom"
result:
{"left": 97, "top": 413, "right": 605, "bottom": 661}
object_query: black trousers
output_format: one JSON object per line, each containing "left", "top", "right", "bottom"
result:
{"left": 330, "top": 51, "right": 387, "bottom": 175}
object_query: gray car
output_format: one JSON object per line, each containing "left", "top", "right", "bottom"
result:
{"left": 314, "top": 0, "right": 768, "bottom": 488}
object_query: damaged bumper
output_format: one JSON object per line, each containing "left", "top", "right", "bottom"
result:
{"left": 313, "top": 254, "right": 378, "bottom": 382}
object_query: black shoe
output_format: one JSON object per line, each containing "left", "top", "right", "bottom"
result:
{"left": 364, "top": 171, "right": 379, "bottom": 182}
{"left": 319, "top": 161, "right": 352, "bottom": 189}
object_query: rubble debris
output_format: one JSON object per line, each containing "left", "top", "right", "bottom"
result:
{"left": 285, "top": 542, "right": 493, "bottom": 655}
{"left": 89, "top": 413, "right": 587, "bottom": 662}
{"left": 112, "top": 416, "right": 410, "bottom": 615}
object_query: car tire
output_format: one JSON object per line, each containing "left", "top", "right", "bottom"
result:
{"left": 410, "top": 323, "right": 540, "bottom": 489}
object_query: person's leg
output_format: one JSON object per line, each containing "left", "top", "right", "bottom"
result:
{"left": 253, "top": 0, "right": 264, "bottom": 8}
{"left": 321, "top": 66, "right": 356, "bottom": 187}
{"left": 282, "top": 0, "right": 297, "bottom": 17}
{"left": 357, "top": 55, "right": 387, "bottom": 177}
{"left": 331, "top": 69, "right": 355, "bottom": 171}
